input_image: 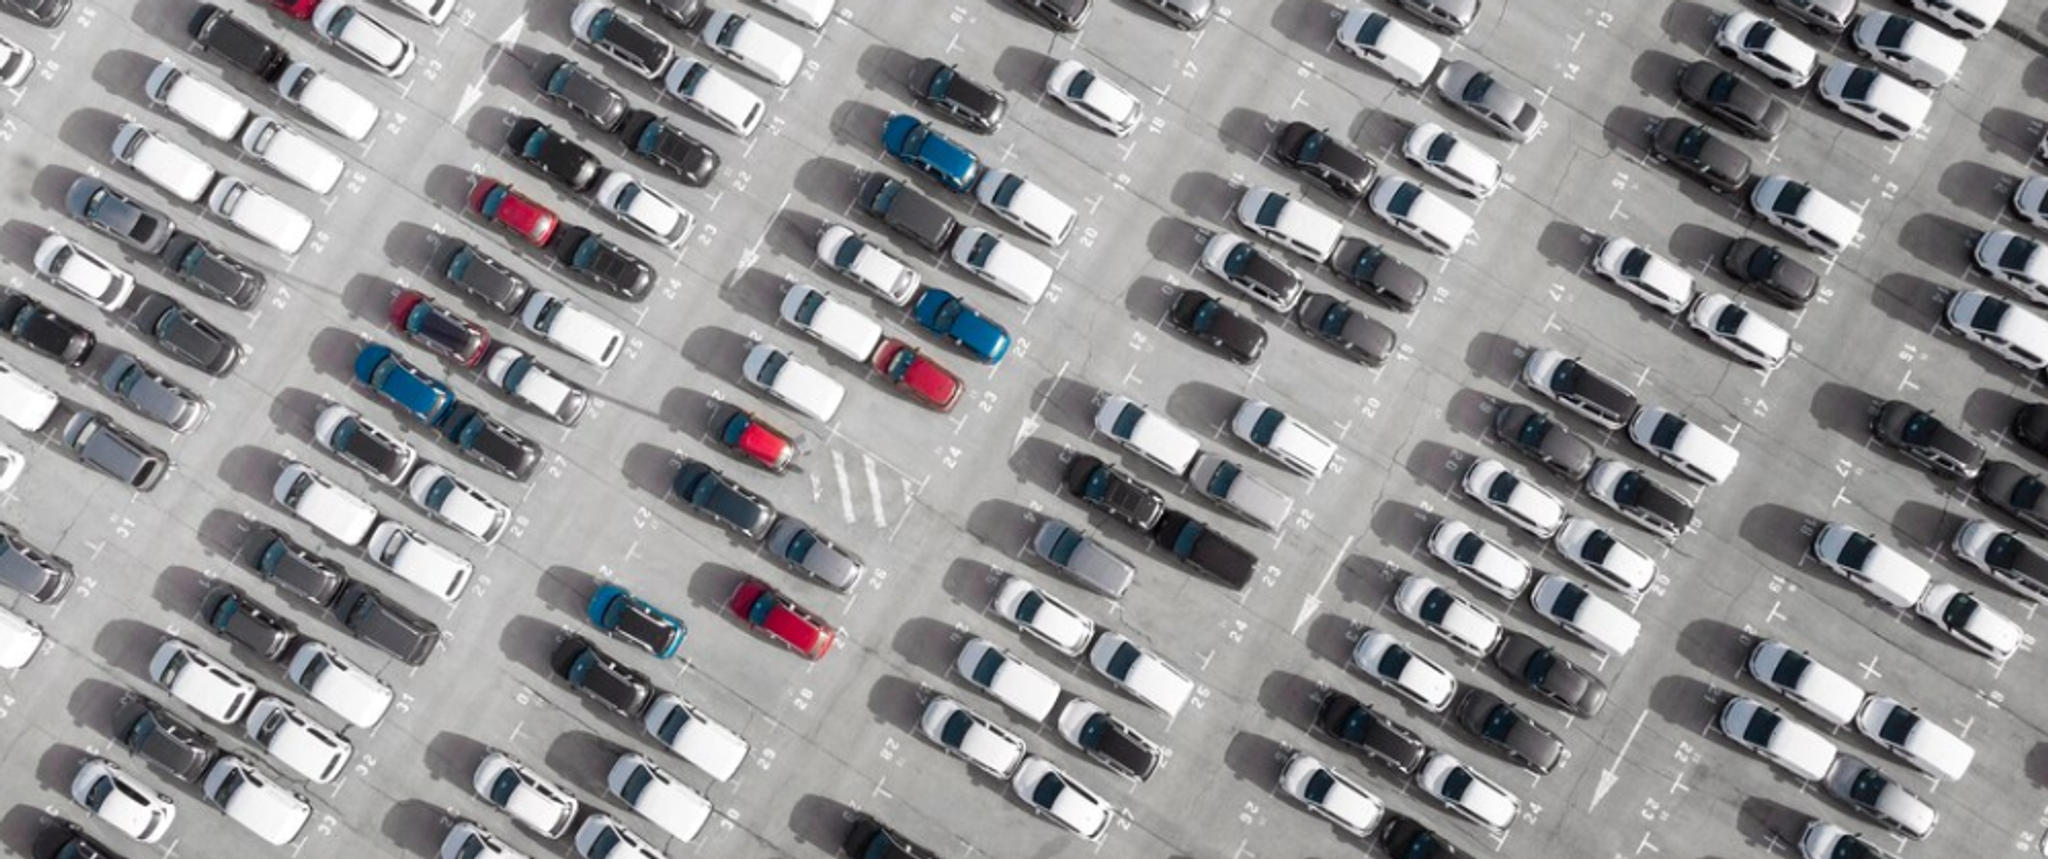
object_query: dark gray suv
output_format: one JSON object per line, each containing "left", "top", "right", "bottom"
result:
{"left": 333, "top": 581, "right": 439, "bottom": 666}
{"left": 101, "top": 355, "right": 208, "bottom": 432}
{"left": 62, "top": 411, "right": 167, "bottom": 491}
{"left": 1871, "top": 400, "right": 1984, "bottom": 479}
{"left": 0, "top": 524, "right": 73, "bottom": 603}
{"left": 115, "top": 696, "right": 218, "bottom": 783}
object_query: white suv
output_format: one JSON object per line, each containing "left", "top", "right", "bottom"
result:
{"left": 112, "top": 122, "right": 217, "bottom": 203}
{"left": 241, "top": 116, "right": 345, "bottom": 195}
{"left": 366, "top": 521, "right": 473, "bottom": 602}
{"left": 1238, "top": 186, "right": 1342, "bottom": 261}
{"left": 642, "top": 693, "right": 750, "bottom": 781}
{"left": 1628, "top": 407, "right": 1740, "bottom": 485}
{"left": 1461, "top": 457, "right": 1565, "bottom": 538}
{"left": 1746, "top": 639, "right": 1866, "bottom": 727}
{"left": 246, "top": 697, "right": 352, "bottom": 784}
{"left": 1812, "top": 523, "right": 1932, "bottom": 608}
{"left": 287, "top": 642, "right": 393, "bottom": 728}
{"left": 276, "top": 62, "right": 380, "bottom": 142}
{"left": 1392, "top": 572, "right": 1503, "bottom": 656}
{"left": 990, "top": 574, "right": 1094, "bottom": 656}
{"left": 918, "top": 695, "right": 1027, "bottom": 778}
{"left": 1529, "top": 573, "right": 1641, "bottom": 656}
{"left": 606, "top": 753, "right": 712, "bottom": 843}
{"left": 1426, "top": 518, "right": 1531, "bottom": 599}
{"left": 1095, "top": 394, "right": 1201, "bottom": 477}
{"left": 975, "top": 168, "right": 1076, "bottom": 245}
{"left": 1720, "top": 695, "right": 1837, "bottom": 781}
{"left": 151, "top": 638, "right": 258, "bottom": 724}
{"left": 1232, "top": 399, "right": 1336, "bottom": 478}
{"left": 1946, "top": 290, "right": 2048, "bottom": 372}
{"left": 779, "top": 281, "right": 883, "bottom": 362}
{"left": 817, "top": 223, "right": 918, "bottom": 305}
{"left": 742, "top": 342, "right": 846, "bottom": 422}
{"left": 956, "top": 636, "right": 1061, "bottom": 723}
{"left": 202, "top": 755, "right": 311, "bottom": 846}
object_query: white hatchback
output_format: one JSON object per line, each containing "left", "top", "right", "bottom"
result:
{"left": 1090, "top": 632, "right": 1194, "bottom": 717}
{"left": 313, "top": 2, "right": 417, "bottom": 77}
{"left": 975, "top": 168, "right": 1077, "bottom": 246}
{"left": 246, "top": 696, "right": 352, "bottom": 784}
{"left": 1815, "top": 62, "right": 1931, "bottom": 139}
{"left": 957, "top": 636, "right": 1061, "bottom": 722}
{"left": 779, "top": 281, "right": 883, "bottom": 361}
{"left": 276, "top": 63, "right": 380, "bottom": 142}
{"left": 72, "top": 758, "right": 176, "bottom": 843}
{"left": 1350, "top": 629, "right": 1456, "bottom": 711}
{"left": 1239, "top": 186, "right": 1342, "bottom": 261}
{"left": 1688, "top": 292, "right": 1790, "bottom": 370}
{"left": 1593, "top": 236, "right": 1694, "bottom": 314}
{"left": 1856, "top": 695, "right": 1973, "bottom": 780}
{"left": 1750, "top": 175, "right": 1861, "bottom": 256}
{"left": 1975, "top": 229, "right": 2048, "bottom": 302}
{"left": 1279, "top": 752, "right": 1383, "bottom": 836}
{"left": 1414, "top": 752, "right": 1520, "bottom": 833}
{"left": 1915, "top": 582, "right": 2021, "bottom": 660}
{"left": 1461, "top": 457, "right": 1565, "bottom": 538}
{"left": 1812, "top": 522, "right": 1933, "bottom": 608}
{"left": 1045, "top": 59, "right": 1142, "bottom": 137}
{"left": 34, "top": 234, "right": 134, "bottom": 310}
{"left": 1426, "top": 518, "right": 1532, "bottom": 599}
{"left": 742, "top": 342, "right": 846, "bottom": 422}
{"left": 1552, "top": 518, "right": 1655, "bottom": 595}
{"left": 1853, "top": 11, "right": 1966, "bottom": 87}
{"left": 151, "top": 637, "right": 258, "bottom": 724}
{"left": 1392, "top": 572, "right": 1504, "bottom": 656}
{"left": 1529, "top": 573, "right": 1641, "bottom": 656}
{"left": 642, "top": 693, "right": 750, "bottom": 781}
{"left": 991, "top": 573, "right": 1095, "bottom": 657}
{"left": 1367, "top": 176, "right": 1473, "bottom": 256}
{"left": 606, "top": 753, "right": 713, "bottom": 843}
{"left": 288, "top": 642, "right": 393, "bottom": 728}
{"left": 472, "top": 753, "right": 578, "bottom": 839}
{"left": 952, "top": 227, "right": 1053, "bottom": 304}
{"left": 818, "top": 223, "right": 918, "bottom": 305}
{"left": 240, "top": 117, "right": 345, "bottom": 195}
{"left": 408, "top": 464, "right": 510, "bottom": 545}
{"left": 918, "top": 695, "right": 1027, "bottom": 778}
{"left": 1628, "top": 407, "right": 1740, "bottom": 485}
{"left": 1746, "top": 639, "right": 1866, "bottom": 726}
{"left": 1402, "top": 122, "right": 1501, "bottom": 198}
{"left": 1232, "top": 399, "right": 1336, "bottom": 479}
{"left": 1716, "top": 10, "right": 1820, "bottom": 88}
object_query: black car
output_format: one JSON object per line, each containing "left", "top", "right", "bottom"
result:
{"left": 1166, "top": 290, "right": 1267, "bottom": 364}
{"left": 1328, "top": 238, "right": 1429, "bottom": 311}
{"left": 1151, "top": 509, "right": 1256, "bottom": 589}
{"left": 333, "top": 581, "right": 439, "bottom": 666}
{"left": 132, "top": 294, "right": 242, "bottom": 376}
{"left": 908, "top": 58, "right": 1007, "bottom": 133}
{"left": 33, "top": 820, "right": 119, "bottom": 859}
{"left": 553, "top": 226, "right": 654, "bottom": 301}
{"left": 1492, "top": 402, "right": 1596, "bottom": 480}
{"left": 249, "top": 526, "right": 349, "bottom": 607}
{"left": 858, "top": 174, "right": 959, "bottom": 253}
{"left": 634, "top": 0, "right": 704, "bottom": 28}
{"left": 1065, "top": 703, "right": 1162, "bottom": 780}
{"left": 188, "top": 5, "right": 289, "bottom": 82}
{"left": 1297, "top": 293, "right": 1397, "bottom": 365}
{"left": 1596, "top": 463, "right": 1694, "bottom": 539}
{"left": 1977, "top": 460, "right": 2048, "bottom": 533}
{"left": 159, "top": 233, "right": 263, "bottom": 309}
{"left": 1377, "top": 814, "right": 1469, "bottom": 859}
{"left": 618, "top": 110, "right": 719, "bottom": 186}
{"left": 2013, "top": 402, "right": 2048, "bottom": 459}
{"left": 1275, "top": 122, "right": 1376, "bottom": 200}
{"left": 1063, "top": 454, "right": 1166, "bottom": 531}
{"left": 441, "top": 405, "right": 541, "bottom": 481}
{"left": 1011, "top": 0, "right": 1091, "bottom": 31}
{"left": 1648, "top": 117, "right": 1753, "bottom": 194}
{"left": 1870, "top": 400, "right": 1984, "bottom": 479}
{"left": 1316, "top": 691, "right": 1429, "bottom": 774}
{"left": 115, "top": 697, "right": 217, "bottom": 784}
{"left": 536, "top": 54, "right": 628, "bottom": 131}
{"left": 202, "top": 583, "right": 298, "bottom": 661}
{"left": 506, "top": 118, "right": 602, "bottom": 192}
{"left": 0, "top": 524, "right": 72, "bottom": 603}
{"left": 1492, "top": 631, "right": 1607, "bottom": 717}
{"left": 1720, "top": 238, "right": 1817, "bottom": 308}
{"left": 842, "top": 815, "right": 936, "bottom": 859}
{"left": 3, "top": 0, "right": 69, "bottom": 26}
{"left": 552, "top": 635, "right": 653, "bottom": 718}
{"left": 441, "top": 241, "right": 533, "bottom": 315}
{"left": 1676, "top": 60, "right": 1789, "bottom": 142}
{"left": 2, "top": 293, "right": 95, "bottom": 366}
{"left": 1455, "top": 688, "right": 1563, "bottom": 773}
{"left": 673, "top": 459, "right": 776, "bottom": 541}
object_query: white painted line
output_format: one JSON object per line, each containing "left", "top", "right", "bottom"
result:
{"left": 862, "top": 453, "right": 887, "bottom": 528}
{"left": 830, "top": 449, "right": 857, "bottom": 524}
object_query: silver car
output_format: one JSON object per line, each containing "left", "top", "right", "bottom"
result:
{"left": 100, "top": 355, "right": 207, "bottom": 432}
{"left": 1435, "top": 60, "right": 1542, "bottom": 142}
{"left": 1032, "top": 518, "right": 1135, "bottom": 598}
{"left": 765, "top": 516, "right": 865, "bottom": 591}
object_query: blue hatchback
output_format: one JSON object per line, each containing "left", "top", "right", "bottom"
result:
{"left": 880, "top": 113, "right": 982, "bottom": 194}
{"left": 353, "top": 342, "right": 456, "bottom": 428}
{"left": 587, "top": 584, "right": 687, "bottom": 659}
{"left": 912, "top": 288, "right": 1010, "bottom": 363}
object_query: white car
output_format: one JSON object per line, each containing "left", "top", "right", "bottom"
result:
{"left": 0, "top": 33, "right": 33, "bottom": 89}
{"left": 1815, "top": 62, "right": 1931, "bottom": 139}
{"left": 1812, "top": 522, "right": 1933, "bottom": 608}
{"left": 1334, "top": 8, "right": 1442, "bottom": 88}
{"left": 240, "top": 117, "right": 345, "bottom": 195}
{"left": 1232, "top": 400, "right": 1335, "bottom": 478}
{"left": 0, "top": 604, "right": 43, "bottom": 669}
{"left": 1402, "top": 122, "right": 1501, "bottom": 198}
{"left": 642, "top": 693, "right": 749, "bottom": 781}
{"left": 1688, "top": 292, "right": 1790, "bottom": 370}
{"left": 1529, "top": 574, "right": 1641, "bottom": 656}
{"left": 1095, "top": 394, "right": 1201, "bottom": 477}
{"left": 818, "top": 223, "right": 918, "bottom": 305}
{"left": 1852, "top": 11, "right": 1966, "bottom": 87}
{"left": 274, "top": 461, "right": 378, "bottom": 546}
{"left": 758, "top": 0, "right": 835, "bottom": 28}
{"left": 1855, "top": 696, "right": 1973, "bottom": 780}
{"left": 1904, "top": 0, "right": 2004, "bottom": 37}
{"left": 1461, "top": 457, "right": 1565, "bottom": 538}
{"left": 918, "top": 695, "right": 1027, "bottom": 778}
{"left": 976, "top": 168, "right": 1077, "bottom": 246}
{"left": 150, "top": 637, "right": 258, "bottom": 724}
{"left": 957, "top": 637, "right": 1061, "bottom": 722}
{"left": 34, "top": 234, "right": 134, "bottom": 310}
{"left": 1750, "top": 175, "right": 1861, "bottom": 256}
{"left": 385, "top": 0, "right": 457, "bottom": 25}
{"left": 313, "top": 2, "right": 417, "bottom": 77}
{"left": 72, "top": 758, "right": 176, "bottom": 843}
{"left": 1090, "top": 632, "right": 1194, "bottom": 716}
{"left": 1350, "top": 629, "right": 1456, "bottom": 711}
{"left": 596, "top": 171, "right": 692, "bottom": 247}
{"left": 1414, "top": 752, "right": 1520, "bottom": 832}
{"left": 742, "top": 342, "right": 845, "bottom": 422}
{"left": 952, "top": 227, "right": 1052, "bottom": 304}
{"left": 606, "top": 753, "right": 713, "bottom": 843}
{"left": 1975, "top": 229, "right": 2048, "bottom": 302}
{"left": 367, "top": 521, "right": 472, "bottom": 602}
{"left": 1593, "top": 236, "right": 1694, "bottom": 313}
{"left": 1951, "top": 517, "right": 2048, "bottom": 601}
{"left": 408, "top": 464, "right": 510, "bottom": 545}
{"left": 473, "top": 753, "right": 578, "bottom": 839}
{"left": 287, "top": 642, "right": 393, "bottom": 728}
{"left": 1188, "top": 452, "right": 1295, "bottom": 532}
{"left": 573, "top": 815, "right": 660, "bottom": 859}
{"left": 1800, "top": 821, "right": 1894, "bottom": 859}
{"left": 701, "top": 10, "right": 803, "bottom": 87}
{"left": 2015, "top": 176, "right": 2048, "bottom": 231}
{"left": 1746, "top": 639, "right": 1866, "bottom": 726}
{"left": 439, "top": 821, "right": 526, "bottom": 859}
{"left": 520, "top": 291, "right": 624, "bottom": 368}
{"left": 111, "top": 123, "right": 217, "bottom": 203}
{"left": 145, "top": 61, "right": 252, "bottom": 142}
{"left": 991, "top": 574, "right": 1095, "bottom": 657}
{"left": 1720, "top": 695, "right": 1837, "bottom": 781}
{"left": 1045, "top": 59, "right": 1142, "bottom": 137}
{"left": 664, "top": 59, "right": 765, "bottom": 136}
{"left": 1200, "top": 232, "right": 1304, "bottom": 312}
{"left": 1825, "top": 756, "right": 1938, "bottom": 840}
{"left": 1947, "top": 289, "right": 2048, "bottom": 371}
{"left": 1553, "top": 518, "right": 1655, "bottom": 595}
{"left": 1011, "top": 757, "right": 1111, "bottom": 841}
{"left": 246, "top": 697, "right": 352, "bottom": 784}
{"left": 1426, "top": 518, "right": 1532, "bottom": 600}
{"left": 202, "top": 755, "right": 311, "bottom": 846}
{"left": 1716, "top": 10, "right": 1820, "bottom": 88}
{"left": 276, "top": 63, "right": 380, "bottom": 142}
{"left": 1238, "top": 186, "right": 1343, "bottom": 262}
{"left": 1367, "top": 176, "right": 1473, "bottom": 256}
{"left": 1628, "top": 408, "right": 1740, "bottom": 485}
{"left": 487, "top": 348, "right": 587, "bottom": 427}
{"left": 208, "top": 177, "right": 313, "bottom": 255}
{"left": 779, "top": 281, "right": 883, "bottom": 361}
{"left": 1279, "top": 752, "right": 1383, "bottom": 836}
{"left": 1392, "top": 572, "right": 1504, "bottom": 656}
{"left": 1915, "top": 582, "right": 2021, "bottom": 660}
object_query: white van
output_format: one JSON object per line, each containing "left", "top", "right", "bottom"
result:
{"left": 0, "top": 604, "right": 43, "bottom": 669}
{"left": 1232, "top": 399, "right": 1336, "bottom": 479}
{"left": 952, "top": 228, "right": 1051, "bottom": 304}
{"left": 276, "top": 62, "right": 380, "bottom": 142}
{"left": 273, "top": 461, "right": 378, "bottom": 546}
{"left": 642, "top": 693, "right": 750, "bottom": 781}
{"left": 366, "top": 521, "right": 473, "bottom": 601}
{"left": 287, "top": 642, "right": 392, "bottom": 728}
{"left": 700, "top": 11, "right": 804, "bottom": 87}
{"left": 144, "top": 60, "right": 250, "bottom": 141}
{"left": 520, "top": 291, "right": 623, "bottom": 368}
{"left": 241, "top": 117, "right": 345, "bottom": 195}
{"left": 779, "top": 282, "right": 883, "bottom": 361}
{"left": 1750, "top": 175, "right": 1861, "bottom": 257}
{"left": 111, "top": 123, "right": 217, "bottom": 204}
{"left": 1188, "top": 453, "right": 1295, "bottom": 532}
{"left": 742, "top": 343, "right": 845, "bottom": 422}
{"left": 209, "top": 178, "right": 313, "bottom": 255}
{"left": 202, "top": 756, "right": 311, "bottom": 846}
{"left": 1095, "top": 394, "right": 1200, "bottom": 477}
{"left": 0, "top": 356, "right": 61, "bottom": 432}
{"left": 1237, "top": 186, "right": 1342, "bottom": 262}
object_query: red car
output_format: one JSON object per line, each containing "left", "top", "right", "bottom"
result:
{"left": 469, "top": 179, "right": 559, "bottom": 248}
{"left": 708, "top": 403, "right": 797, "bottom": 473}
{"left": 727, "top": 579, "right": 834, "bottom": 660}
{"left": 270, "top": 0, "right": 321, "bottom": 19}
{"left": 389, "top": 290, "right": 490, "bottom": 366}
{"left": 872, "top": 338, "right": 961, "bottom": 412}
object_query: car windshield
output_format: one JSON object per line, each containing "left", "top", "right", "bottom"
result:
{"left": 1899, "top": 412, "right": 1937, "bottom": 444}
{"left": 927, "top": 64, "right": 954, "bottom": 98}
{"left": 1387, "top": 183, "right": 1419, "bottom": 216}
{"left": 1317, "top": 303, "right": 1349, "bottom": 336}
{"left": 1205, "top": 460, "right": 1239, "bottom": 496}
{"left": 785, "top": 529, "right": 818, "bottom": 562}
{"left": 1876, "top": 15, "right": 1911, "bottom": 47}
{"left": 1376, "top": 644, "right": 1412, "bottom": 677}
{"left": 932, "top": 298, "right": 962, "bottom": 329}
{"left": 969, "top": 233, "right": 998, "bottom": 266}
{"left": 1106, "top": 642, "right": 1140, "bottom": 678}
{"left": 1839, "top": 68, "right": 1876, "bottom": 101}
{"left": 1769, "top": 183, "right": 1808, "bottom": 216}
{"left": 939, "top": 710, "right": 973, "bottom": 747}
{"left": 1836, "top": 531, "right": 1876, "bottom": 569}
{"left": 1618, "top": 248, "right": 1650, "bottom": 279}
{"left": 1515, "top": 414, "right": 1550, "bottom": 447}
{"left": 1523, "top": 648, "right": 1554, "bottom": 685}
{"left": 970, "top": 649, "right": 1004, "bottom": 685}
{"left": 1740, "top": 20, "right": 1777, "bottom": 50}
{"left": 1649, "top": 413, "right": 1686, "bottom": 448}
{"left": 1417, "top": 588, "right": 1453, "bottom": 624}
{"left": 1254, "top": 194, "right": 1286, "bottom": 227}
{"left": 1460, "top": 72, "right": 1493, "bottom": 102}
{"left": 1848, "top": 767, "right": 1888, "bottom": 805}
{"left": 488, "top": 770, "right": 520, "bottom": 804}
{"left": 2014, "top": 475, "right": 2045, "bottom": 509}
{"left": 1013, "top": 590, "right": 1044, "bottom": 623}
{"left": 1547, "top": 581, "right": 1587, "bottom": 618}
{"left": 1302, "top": 769, "right": 1334, "bottom": 803}
{"left": 1438, "top": 766, "right": 1473, "bottom": 800}
{"left": 1738, "top": 707, "right": 1781, "bottom": 746}
{"left": 1031, "top": 773, "right": 1067, "bottom": 809}
{"left": 1941, "top": 591, "right": 1979, "bottom": 628}
{"left": 1677, "top": 125, "right": 1709, "bottom": 157}
{"left": 1767, "top": 649, "right": 1809, "bottom": 687}
{"left": 1451, "top": 533, "right": 1484, "bottom": 564}
{"left": 1050, "top": 529, "right": 1082, "bottom": 563}
{"left": 1354, "top": 12, "right": 1388, "bottom": 42}
{"left": 2000, "top": 237, "right": 2040, "bottom": 270}
{"left": 1713, "top": 304, "right": 1748, "bottom": 336}
{"left": 1581, "top": 528, "right": 1614, "bottom": 562}
{"left": 1348, "top": 243, "right": 1383, "bottom": 279}
{"left": 1969, "top": 296, "right": 2009, "bottom": 331}
{"left": 587, "top": 829, "right": 620, "bottom": 857}
{"left": 1065, "top": 69, "right": 1096, "bottom": 99}
{"left": 1425, "top": 133, "right": 1456, "bottom": 163}
{"left": 1743, "top": 245, "right": 1780, "bottom": 279}
{"left": 1485, "top": 472, "right": 1519, "bottom": 504}
{"left": 1706, "top": 71, "right": 1738, "bottom": 102}
{"left": 1481, "top": 705, "right": 1517, "bottom": 740}
{"left": 746, "top": 592, "right": 777, "bottom": 627}
{"left": 1612, "top": 471, "right": 1644, "bottom": 504}
{"left": 1189, "top": 299, "right": 1218, "bottom": 334}
{"left": 1250, "top": 409, "right": 1283, "bottom": 445}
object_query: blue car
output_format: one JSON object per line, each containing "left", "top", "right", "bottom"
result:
{"left": 354, "top": 342, "right": 456, "bottom": 427}
{"left": 912, "top": 289, "right": 1010, "bottom": 363}
{"left": 880, "top": 113, "right": 982, "bottom": 194}
{"left": 587, "top": 584, "right": 687, "bottom": 659}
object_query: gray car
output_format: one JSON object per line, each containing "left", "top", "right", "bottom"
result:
{"left": 441, "top": 242, "right": 532, "bottom": 316}
{"left": 333, "top": 580, "right": 439, "bottom": 666}
{"left": 158, "top": 233, "right": 264, "bottom": 309}
{"left": 1771, "top": 0, "right": 1856, "bottom": 33}
{"left": 1297, "top": 292, "right": 1396, "bottom": 365}
{"left": 63, "top": 411, "right": 167, "bottom": 491}
{"left": 101, "top": 355, "right": 207, "bottom": 432}
{"left": 132, "top": 294, "right": 242, "bottom": 377}
{"left": 66, "top": 178, "right": 173, "bottom": 255}
{"left": 1132, "top": 0, "right": 1210, "bottom": 28}
{"left": 1455, "top": 688, "right": 1563, "bottom": 773}
{"left": 1492, "top": 402, "right": 1596, "bottom": 480}
{"left": 1435, "top": 61, "right": 1541, "bottom": 142}
{"left": 1032, "top": 518, "right": 1135, "bottom": 598}
{"left": 766, "top": 516, "right": 865, "bottom": 591}
{"left": 1396, "top": 0, "right": 1476, "bottom": 33}
{"left": 0, "top": 523, "right": 73, "bottom": 603}
{"left": 1978, "top": 460, "right": 2048, "bottom": 534}
{"left": 1492, "top": 631, "right": 1606, "bottom": 717}
{"left": 115, "top": 696, "right": 218, "bottom": 783}
{"left": 248, "top": 527, "right": 347, "bottom": 607}
{"left": 1649, "top": 117, "right": 1753, "bottom": 194}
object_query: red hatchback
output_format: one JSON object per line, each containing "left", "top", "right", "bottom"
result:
{"left": 727, "top": 579, "right": 834, "bottom": 660}
{"left": 469, "top": 179, "right": 559, "bottom": 248}
{"left": 872, "top": 338, "right": 961, "bottom": 412}
{"left": 270, "top": 0, "right": 321, "bottom": 19}
{"left": 389, "top": 290, "right": 490, "bottom": 366}
{"left": 708, "top": 403, "right": 797, "bottom": 473}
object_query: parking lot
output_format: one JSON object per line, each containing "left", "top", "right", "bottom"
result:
{"left": 3, "top": 0, "right": 2048, "bottom": 856}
